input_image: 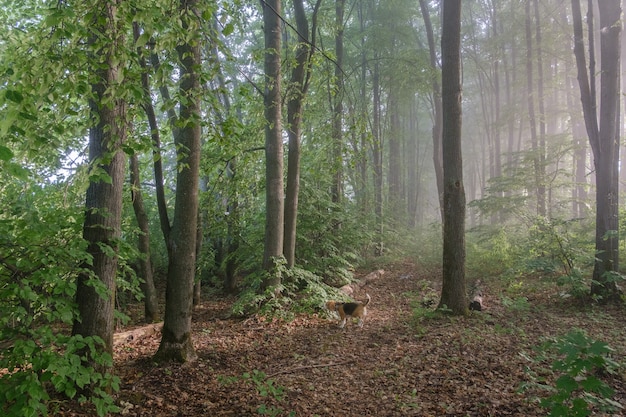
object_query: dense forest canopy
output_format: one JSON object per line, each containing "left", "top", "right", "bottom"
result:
{"left": 1, "top": 0, "right": 625, "bottom": 415}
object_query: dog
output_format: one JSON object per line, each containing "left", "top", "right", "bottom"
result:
{"left": 326, "top": 293, "right": 371, "bottom": 328}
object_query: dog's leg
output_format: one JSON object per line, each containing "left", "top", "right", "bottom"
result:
{"left": 339, "top": 318, "right": 347, "bottom": 328}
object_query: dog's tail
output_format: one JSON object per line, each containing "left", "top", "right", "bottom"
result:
{"left": 363, "top": 293, "right": 371, "bottom": 306}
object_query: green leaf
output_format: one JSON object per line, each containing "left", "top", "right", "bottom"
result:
{"left": 0, "top": 145, "right": 14, "bottom": 161}
{"left": 5, "top": 89, "right": 24, "bottom": 103}
{"left": 555, "top": 375, "right": 578, "bottom": 393}
{"left": 222, "top": 22, "right": 234, "bottom": 36}
{"left": 135, "top": 33, "right": 150, "bottom": 48}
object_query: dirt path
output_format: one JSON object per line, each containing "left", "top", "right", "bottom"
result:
{"left": 65, "top": 262, "right": 624, "bottom": 416}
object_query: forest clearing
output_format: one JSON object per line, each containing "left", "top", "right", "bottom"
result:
{"left": 55, "top": 262, "right": 626, "bottom": 417}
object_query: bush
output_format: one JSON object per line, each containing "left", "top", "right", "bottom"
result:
{"left": 0, "top": 181, "right": 121, "bottom": 416}
{"left": 525, "top": 329, "right": 622, "bottom": 416}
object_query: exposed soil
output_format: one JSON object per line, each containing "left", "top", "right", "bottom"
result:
{"left": 61, "top": 261, "right": 626, "bottom": 416}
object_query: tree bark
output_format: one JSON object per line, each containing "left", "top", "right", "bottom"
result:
{"left": 331, "top": 0, "right": 345, "bottom": 204}
{"left": 154, "top": 0, "right": 201, "bottom": 363}
{"left": 418, "top": 0, "right": 444, "bottom": 222}
{"left": 371, "top": 59, "right": 383, "bottom": 256}
{"left": 284, "top": 0, "right": 320, "bottom": 268}
{"left": 129, "top": 154, "right": 159, "bottom": 323}
{"left": 261, "top": 0, "right": 285, "bottom": 287}
{"left": 571, "top": 0, "right": 622, "bottom": 302}
{"left": 439, "top": 0, "right": 467, "bottom": 316}
{"left": 72, "top": 0, "right": 126, "bottom": 367}
{"left": 524, "top": 1, "right": 542, "bottom": 217}
{"left": 533, "top": 0, "right": 547, "bottom": 216}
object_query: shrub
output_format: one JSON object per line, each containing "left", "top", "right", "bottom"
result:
{"left": 526, "top": 329, "right": 622, "bottom": 416}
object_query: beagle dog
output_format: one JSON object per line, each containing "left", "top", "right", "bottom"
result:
{"left": 326, "top": 294, "right": 371, "bottom": 328}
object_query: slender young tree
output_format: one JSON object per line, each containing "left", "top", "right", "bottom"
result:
{"left": 418, "top": 0, "right": 444, "bottom": 221}
{"left": 524, "top": 1, "right": 542, "bottom": 217}
{"left": 72, "top": 0, "right": 127, "bottom": 367}
{"left": 261, "top": 0, "right": 285, "bottom": 287}
{"left": 331, "top": 0, "right": 345, "bottom": 204}
{"left": 439, "top": 0, "right": 467, "bottom": 315}
{"left": 571, "top": 0, "right": 622, "bottom": 302}
{"left": 284, "top": 0, "right": 321, "bottom": 268}
{"left": 129, "top": 154, "right": 159, "bottom": 323}
{"left": 154, "top": 0, "right": 202, "bottom": 362}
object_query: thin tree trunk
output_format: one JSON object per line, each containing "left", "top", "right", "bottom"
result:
{"left": 132, "top": 22, "right": 172, "bottom": 245}
{"left": 284, "top": 0, "right": 320, "bottom": 268}
{"left": 418, "top": 0, "right": 444, "bottom": 222}
{"left": 331, "top": 0, "right": 345, "bottom": 204}
{"left": 525, "top": 1, "right": 542, "bottom": 217}
{"left": 129, "top": 154, "right": 159, "bottom": 323}
{"left": 372, "top": 59, "right": 383, "bottom": 256}
{"left": 533, "top": 0, "right": 546, "bottom": 216}
{"left": 388, "top": 91, "right": 402, "bottom": 218}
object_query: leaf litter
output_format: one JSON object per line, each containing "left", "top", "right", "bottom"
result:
{"left": 58, "top": 262, "right": 625, "bottom": 416}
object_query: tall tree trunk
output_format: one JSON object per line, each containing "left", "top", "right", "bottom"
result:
{"left": 129, "top": 154, "right": 159, "bottom": 323}
{"left": 533, "top": 0, "right": 547, "bottom": 216}
{"left": 154, "top": 0, "right": 201, "bottom": 362}
{"left": 407, "top": 99, "right": 420, "bottom": 228}
{"left": 571, "top": 0, "right": 622, "bottom": 302}
{"left": 331, "top": 0, "right": 345, "bottom": 204}
{"left": 356, "top": 1, "right": 369, "bottom": 214}
{"left": 72, "top": 0, "right": 126, "bottom": 367}
{"left": 418, "top": 0, "right": 444, "bottom": 221}
{"left": 490, "top": 1, "right": 503, "bottom": 223}
{"left": 525, "top": 1, "right": 543, "bottom": 217}
{"left": 284, "top": 0, "right": 320, "bottom": 268}
{"left": 261, "top": 0, "right": 285, "bottom": 286}
{"left": 372, "top": 59, "right": 383, "bottom": 255}
{"left": 439, "top": 0, "right": 467, "bottom": 316}
{"left": 132, "top": 22, "right": 172, "bottom": 246}
{"left": 388, "top": 91, "right": 402, "bottom": 220}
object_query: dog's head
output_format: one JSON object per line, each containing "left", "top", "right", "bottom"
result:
{"left": 325, "top": 301, "right": 338, "bottom": 311}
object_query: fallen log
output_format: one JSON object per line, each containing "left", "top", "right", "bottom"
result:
{"left": 113, "top": 322, "right": 163, "bottom": 346}
{"left": 340, "top": 269, "right": 384, "bottom": 296}
{"left": 469, "top": 280, "right": 484, "bottom": 311}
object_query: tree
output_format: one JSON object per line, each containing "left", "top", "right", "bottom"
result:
{"left": 418, "top": 0, "right": 444, "bottom": 221}
{"left": 72, "top": 0, "right": 127, "bottom": 366}
{"left": 129, "top": 154, "right": 159, "bottom": 323}
{"left": 570, "top": 0, "right": 622, "bottom": 302}
{"left": 154, "top": 0, "right": 202, "bottom": 363}
{"left": 284, "top": 0, "right": 321, "bottom": 268}
{"left": 331, "top": 0, "right": 345, "bottom": 204}
{"left": 261, "top": 0, "right": 285, "bottom": 287}
{"left": 439, "top": 0, "right": 467, "bottom": 315}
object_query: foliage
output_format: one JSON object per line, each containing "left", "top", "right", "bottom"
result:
{"left": 466, "top": 225, "right": 516, "bottom": 277}
{"left": 231, "top": 258, "right": 342, "bottom": 320}
{"left": 0, "top": 178, "right": 124, "bottom": 416}
{"left": 525, "top": 329, "right": 622, "bottom": 416}
{"left": 464, "top": 217, "right": 596, "bottom": 301}
{"left": 0, "top": 335, "right": 120, "bottom": 417}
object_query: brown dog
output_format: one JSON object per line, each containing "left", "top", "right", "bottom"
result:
{"left": 326, "top": 294, "right": 371, "bottom": 328}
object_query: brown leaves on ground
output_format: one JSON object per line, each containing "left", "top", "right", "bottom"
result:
{"left": 64, "top": 261, "right": 626, "bottom": 416}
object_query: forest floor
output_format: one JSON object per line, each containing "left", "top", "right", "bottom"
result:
{"left": 61, "top": 260, "right": 625, "bottom": 416}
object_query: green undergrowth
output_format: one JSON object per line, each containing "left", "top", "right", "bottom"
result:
{"left": 522, "top": 329, "right": 623, "bottom": 416}
{"left": 231, "top": 260, "right": 354, "bottom": 320}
